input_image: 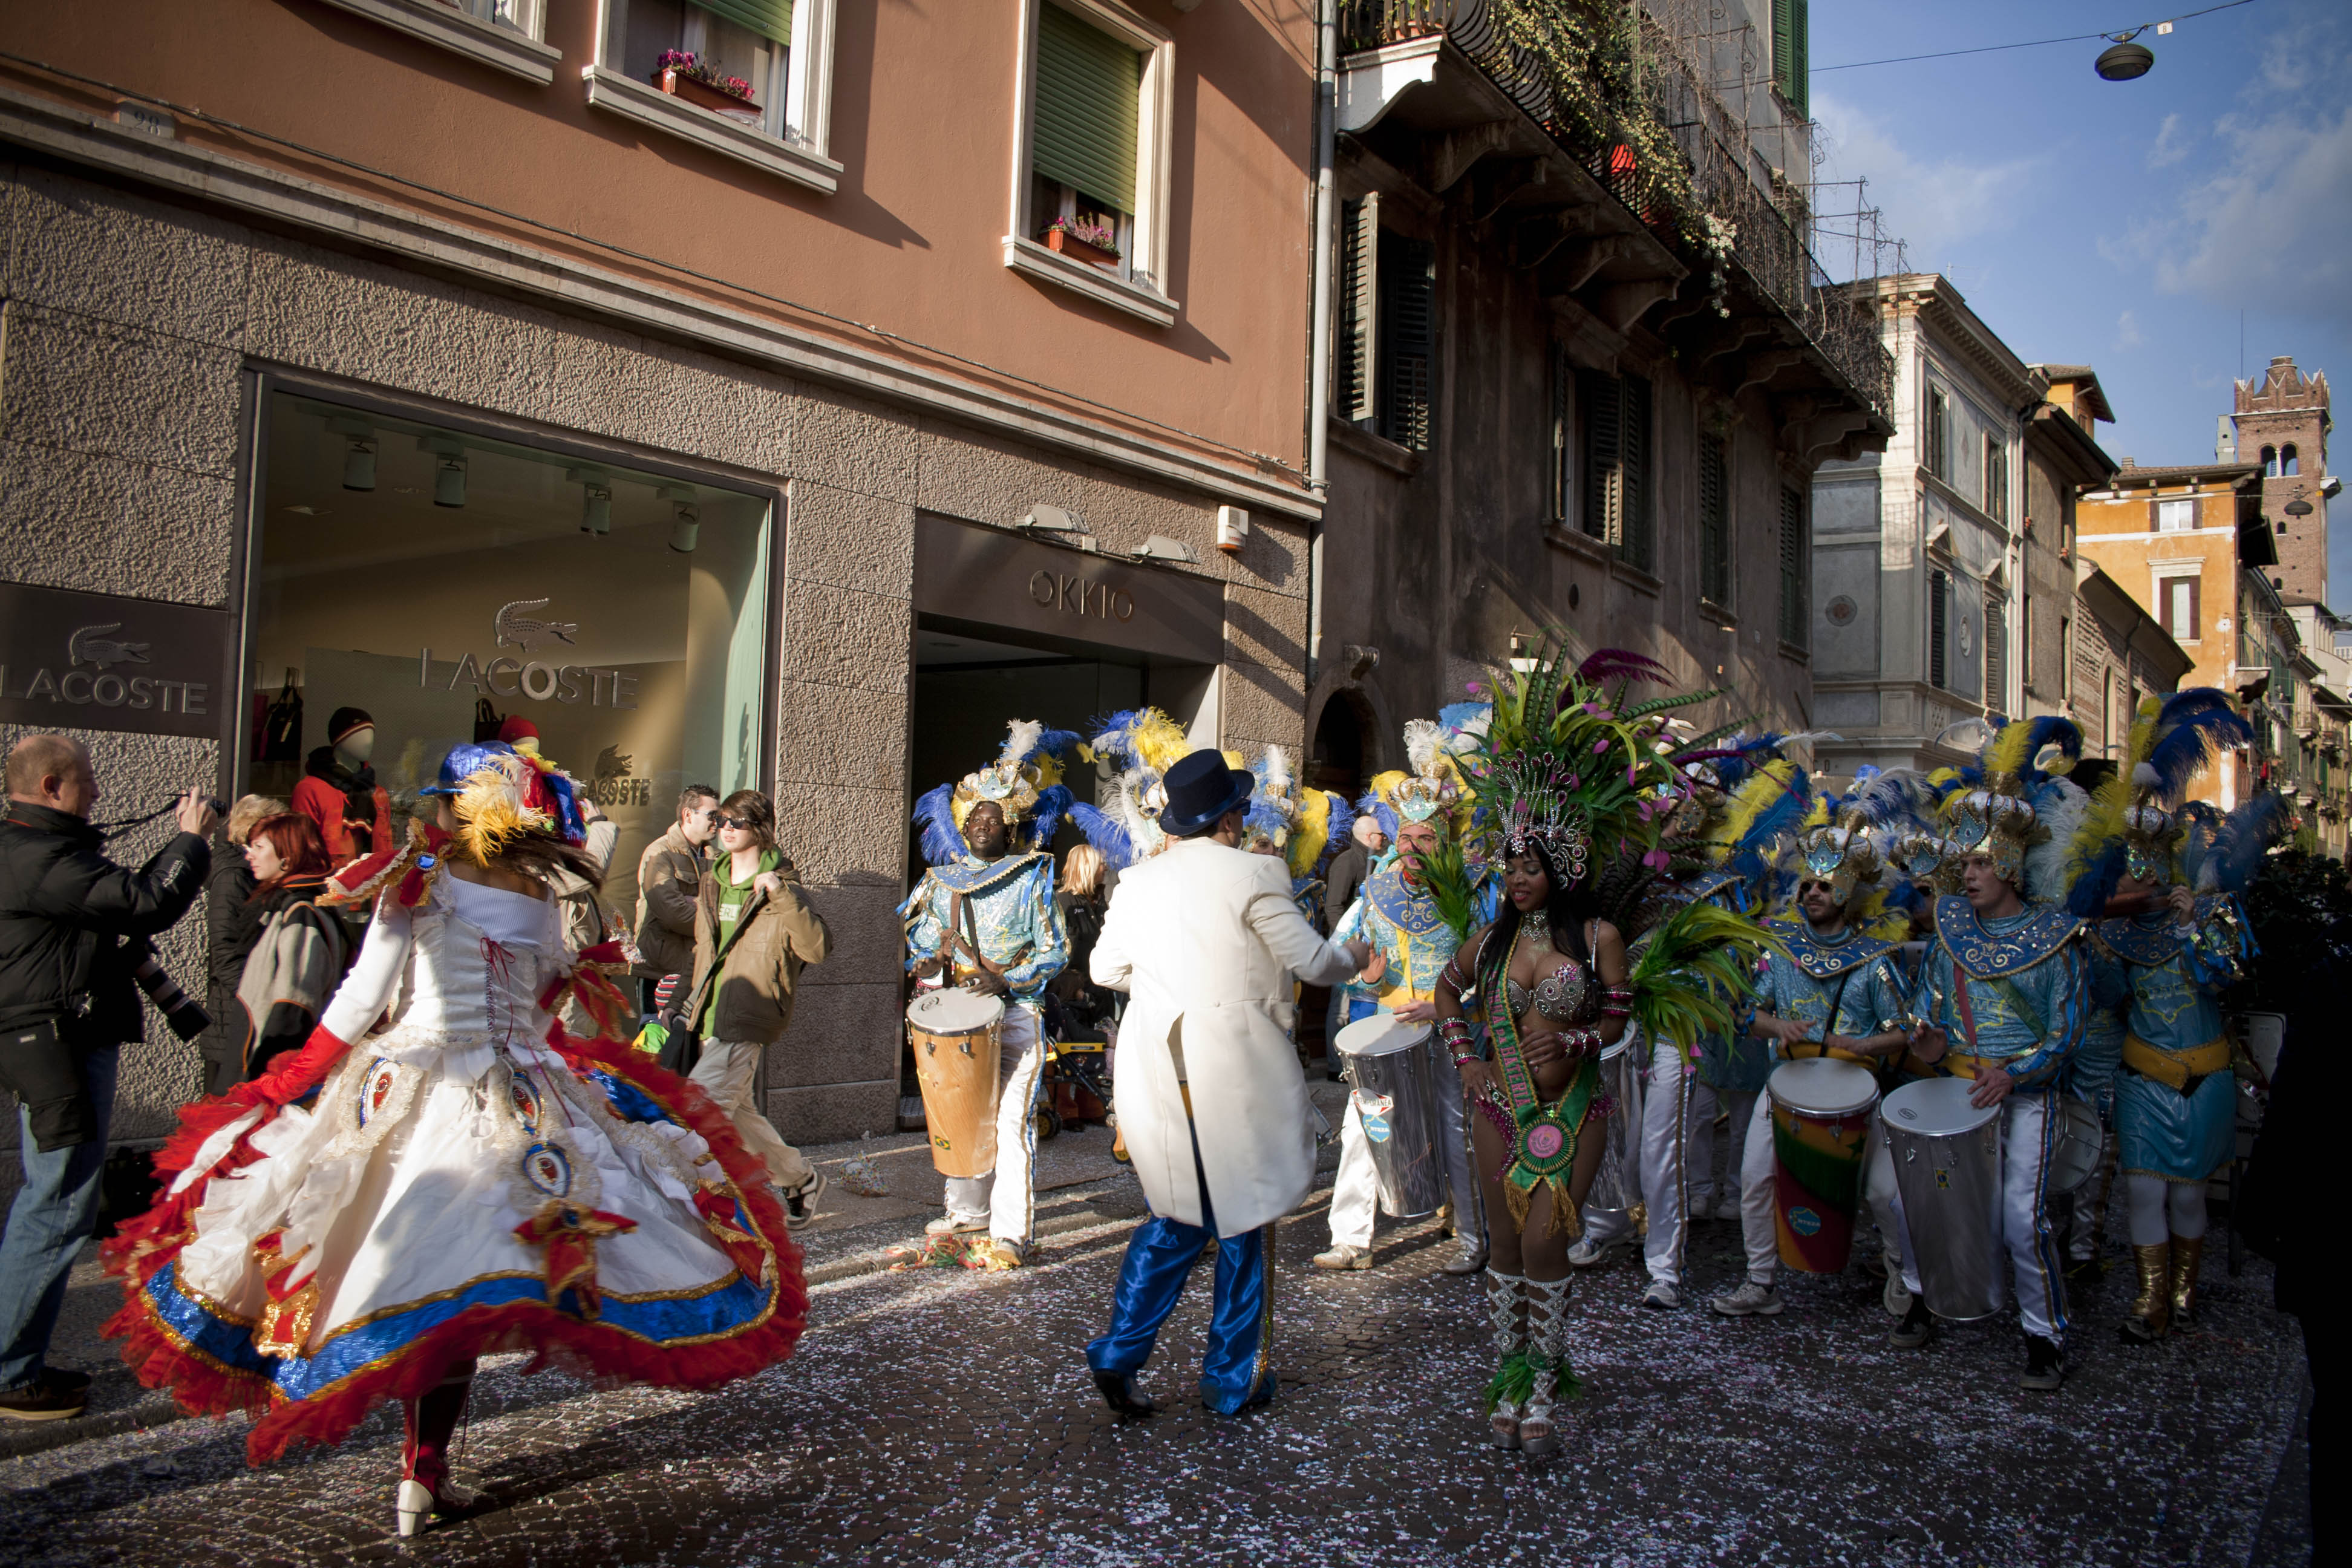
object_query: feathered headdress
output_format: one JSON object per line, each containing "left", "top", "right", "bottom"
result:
{"left": 1930, "top": 714, "right": 2089, "bottom": 901}
{"left": 1068, "top": 707, "right": 1192, "bottom": 869}
{"left": 912, "top": 718, "right": 1079, "bottom": 866}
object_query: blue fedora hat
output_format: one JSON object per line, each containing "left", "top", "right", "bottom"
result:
{"left": 1159, "top": 748, "right": 1255, "bottom": 838}
{"left": 419, "top": 740, "right": 515, "bottom": 796}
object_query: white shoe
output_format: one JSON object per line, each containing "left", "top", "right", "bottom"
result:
{"left": 926, "top": 1214, "right": 987, "bottom": 1236}
{"left": 1710, "top": 1281, "right": 1785, "bottom": 1317}
{"left": 1712, "top": 1195, "right": 1742, "bottom": 1222}
{"left": 1642, "top": 1279, "right": 1681, "bottom": 1310}
{"left": 1313, "top": 1243, "right": 1372, "bottom": 1271}
{"left": 1687, "top": 1194, "right": 1713, "bottom": 1221}
{"left": 1567, "top": 1235, "right": 1632, "bottom": 1269}
{"left": 1882, "top": 1270, "right": 1913, "bottom": 1318}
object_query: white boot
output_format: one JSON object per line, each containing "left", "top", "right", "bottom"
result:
{"left": 1482, "top": 1269, "right": 1528, "bottom": 1450}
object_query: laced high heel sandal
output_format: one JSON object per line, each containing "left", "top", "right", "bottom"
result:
{"left": 1482, "top": 1269, "right": 1529, "bottom": 1450}
{"left": 396, "top": 1367, "right": 482, "bottom": 1537}
{"left": 1517, "top": 1275, "right": 1575, "bottom": 1459}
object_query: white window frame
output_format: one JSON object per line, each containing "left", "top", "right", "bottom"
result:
{"left": 582, "top": 0, "right": 841, "bottom": 195}
{"left": 2156, "top": 496, "right": 2197, "bottom": 533}
{"left": 1004, "top": 0, "right": 1179, "bottom": 328}
{"left": 313, "top": 0, "right": 561, "bottom": 83}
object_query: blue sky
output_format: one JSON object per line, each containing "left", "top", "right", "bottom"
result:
{"left": 1808, "top": 0, "right": 2350, "bottom": 583}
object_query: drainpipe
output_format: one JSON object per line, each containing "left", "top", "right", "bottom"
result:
{"left": 1305, "top": 0, "right": 1338, "bottom": 685}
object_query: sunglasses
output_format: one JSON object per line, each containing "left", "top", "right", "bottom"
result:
{"left": 718, "top": 816, "right": 756, "bottom": 831}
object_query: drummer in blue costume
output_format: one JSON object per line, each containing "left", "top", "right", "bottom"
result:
{"left": 1712, "top": 782, "right": 1918, "bottom": 1321}
{"left": 1318, "top": 714, "right": 1491, "bottom": 1277}
{"left": 903, "top": 720, "right": 1074, "bottom": 1267}
{"left": 2076, "top": 691, "right": 2269, "bottom": 1341}
{"left": 1896, "top": 717, "right": 2094, "bottom": 1390}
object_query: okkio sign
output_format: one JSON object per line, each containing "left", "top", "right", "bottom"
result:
{"left": 422, "top": 598, "right": 639, "bottom": 708}
{"left": 0, "top": 582, "right": 234, "bottom": 739}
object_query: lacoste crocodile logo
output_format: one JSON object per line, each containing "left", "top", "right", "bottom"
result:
{"left": 493, "top": 599, "right": 579, "bottom": 653}
{"left": 67, "top": 624, "right": 152, "bottom": 670}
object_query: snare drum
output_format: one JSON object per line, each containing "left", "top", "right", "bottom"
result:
{"left": 907, "top": 988, "right": 1006, "bottom": 1178}
{"left": 1880, "top": 1077, "right": 2004, "bottom": 1320}
{"left": 1334, "top": 1013, "right": 1443, "bottom": 1218}
{"left": 1766, "top": 1057, "right": 1880, "bottom": 1273}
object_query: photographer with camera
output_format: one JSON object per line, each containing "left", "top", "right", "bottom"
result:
{"left": 0, "top": 734, "right": 213, "bottom": 1423}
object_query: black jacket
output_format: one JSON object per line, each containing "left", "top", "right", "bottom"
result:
{"left": 195, "top": 837, "right": 263, "bottom": 1077}
{"left": 0, "top": 802, "right": 210, "bottom": 1042}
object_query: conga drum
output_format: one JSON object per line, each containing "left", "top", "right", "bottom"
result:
{"left": 1766, "top": 1057, "right": 1880, "bottom": 1273}
{"left": 906, "top": 988, "right": 1005, "bottom": 1178}
{"left": 1880, "top": 1077, "right": 2004, "bottom": 1320}
{"left": 1334, "top": 1013, "right": 1443, "bottom": 1218}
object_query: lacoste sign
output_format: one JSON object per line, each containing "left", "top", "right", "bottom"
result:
{"left": 422, "top": 598, "right": 639, "bottom": 708}
{"left": 0, "top": 582, "right": 234, "bottom": 740}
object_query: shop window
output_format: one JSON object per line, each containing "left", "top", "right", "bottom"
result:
{"left": 1005, "top": 0, "right": 1176, "bottom": 324}
{"left": 1699, "top": 434, "right": 1730, "bottom": 609}
{"left": 588, "top": 0, "right": 839, "bottom": 191}
{"left": 1337, "top": 197, "right": 1436, "bottom": 454}
{"left": 249, "top": 390, "right": 774, "bottom": 918}
{"left": 2156, "top": 496, "right": 2196, "bottom": 532}
{"left": 1579, "top": 370, "right": 1653, "bottom": 569}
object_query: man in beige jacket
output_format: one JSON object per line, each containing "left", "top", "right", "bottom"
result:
{"left": 690, "top": 789, "right": 831, "bottom": 1226}
{"left": 637, "top": 785, "right": 717, "bottom": 1011}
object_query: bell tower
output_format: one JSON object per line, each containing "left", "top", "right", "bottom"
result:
{"left": 2232, "top": 356, "right": 2332, "bottom": 603}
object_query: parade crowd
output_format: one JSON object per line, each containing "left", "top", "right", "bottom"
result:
{"left": 0, "top": 645, "right": 2316, "bottom": 1535}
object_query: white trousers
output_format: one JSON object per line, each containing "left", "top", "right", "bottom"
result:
{"left": 691, "top": 1039, "right": 815, "bottom": 1191}
{"left": 1736, "top": 1087, "right": 1904, "bottom": 1287}
{"left": 1327, "top": 1047, "right": 1483, "bottom": 1250}
{"left": 940, "top": 1003, "right": 1047, "bottom": 1246}
{"left": 1888, "top": 1092, "right": 2066, "bottom": 1344}
{"left": 1685, "top": 1083, "right": 1759, "bottom": 1207}
{"left": 1581, "top": 1034, "right": 1691, "bottom": 1287}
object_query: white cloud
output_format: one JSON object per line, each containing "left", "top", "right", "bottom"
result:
{"left": 2147, "top": 113, "right": 2191, "bottom": 169}
{"left": 1810, "top": 93, "right": 2043, "bottom": 264}
{"left": 2151, "top": 103, "right": 2352, "bottom": 324}
{"left": 2115, "top": 310, "right": 2145, "bottom": 351}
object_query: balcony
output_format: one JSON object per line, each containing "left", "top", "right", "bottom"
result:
{"left": 1338, "top": 1, "right": 1893, "bottom": 439}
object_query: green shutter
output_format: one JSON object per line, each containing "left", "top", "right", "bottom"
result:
{"left": 1034, "top": 2, "right": 1142, "bottom": 215}
{"left": 1788, "top": 0, "right": 1809, "bottom": 119}
{"left": 695, "top": 0, "right": 794, "bottom": 47}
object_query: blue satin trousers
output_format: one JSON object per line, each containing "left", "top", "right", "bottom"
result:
{"left": 1086, "top": 1204, "right": 1277, "bottom": 1415}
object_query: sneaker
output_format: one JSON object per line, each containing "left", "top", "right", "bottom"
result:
{"left": 2020, "top": 1334, "right": 2065, "bottom": 1390}
{"left": 0, "top": 1373, "right": 88, "bottom": 1423}
{"left": 983, "top": 1239, "right": 1027, "bottom": 1270}
{"left": 1891, "top": 1296, "right": 1935, "bottom": 1350}
{"left": 1711, "top": 1194, "right": 1742, "bottom": 1222}
{"left": 1710, "top": 1281, "right": 1783, "bottom": 1317}
{"left": 1313, "top": 1243, "right": 1372, "bottom": 1271}
{"left": 926, "top": 1214, "right": 987, "bottom": 1237}
{"left": 1439, "top": 1243, "right": 1489, "bottom": 1276}
{"left": 780, "top": 1169, "right": 827, "bottom": 1230}
{"left": 1567, "top": 1235, "right": 1632, "bottom": 1269}
{"left": 1882, "top": 1270, "right": 1913, "bottom": 1318}
{"left": 1687, "top": 1192, "right": 1713, "bottom": 1222}
{"left": 1642, "top": 1279, "right": 1682, "bottom": 1310}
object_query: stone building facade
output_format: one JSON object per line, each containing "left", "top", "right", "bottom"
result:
{"left": 2071, "top": 562, "right": 2193, "bottom": 761}
{"left": 2018, "top": 365, "right": 2119, "bottom": 725}
{"left": 0, "top": 0, "right": 1322, "bottom": 1173}
{"left": 2228, "top": 356, "right": 2333, "bottom": 604}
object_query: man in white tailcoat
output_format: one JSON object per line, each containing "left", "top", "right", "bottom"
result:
{"left": 1085, "top": 750, "right": 1368, "bottom": 1417}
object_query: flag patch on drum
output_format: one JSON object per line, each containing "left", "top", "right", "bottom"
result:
{"left": 1358, "top": 1094, "right": 1395, "bottom": 1143}
{"left": 1787, "top": 1206, "right": 1821, "bottom": 1237}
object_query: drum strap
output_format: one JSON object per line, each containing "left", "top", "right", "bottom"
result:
{"left": 948, "top": 892, "right": 1013, "bottom": 985}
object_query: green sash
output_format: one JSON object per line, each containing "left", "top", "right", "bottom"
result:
{"left": 1480, "top": 933, "right": 1601, "bottom": 1238}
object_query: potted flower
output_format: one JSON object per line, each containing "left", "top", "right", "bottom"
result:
{"left": 1042, "top": 216, "right": 1122, "bottom": 269}
{"left": 652, "top": 50, "right": 762, "bottom": 119}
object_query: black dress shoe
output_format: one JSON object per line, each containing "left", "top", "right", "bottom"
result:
{"left": 1890, "top": 1296, "right": 1935, "bottom": 1350}
{"left": 1093, "top": 1369, "right": 1158, "bottom": 1417}
{"left": 2020, "top": 1334, "right": 2065, "bottom": 1390}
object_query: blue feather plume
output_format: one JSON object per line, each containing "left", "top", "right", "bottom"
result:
{"left": 1070, "top": 801, "right": 1134, "bottom": 867}
{"left": 1319, "top": 789, "right": 1359, "bottom": 877}
{"left": 1031, "top": 728, "right": 1082, "bottom": 765}
{"left": 913, "top": 783, "right": 964, "bottom": 866}
{"left": 2141, "top": 696, "right": 2253, "bottom": 807}
{"left": 2068, "top": 841, "right": 2128, "bottom": 918}
{"left": 1356, "top": 787, "right": 1400, "bottom": 844}
{"left": 1031, "top": 783, "right": 1074, "bottom": 850}
{"left": 1726, "top": 765, "right": 1811, "bottom": 881}
{"left": 2197, "top": 793, "right": 2284, "bottom": 894}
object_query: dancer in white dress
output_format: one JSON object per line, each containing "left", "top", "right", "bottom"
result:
{"left": 105, "top": 743, "right": 803, "bottom": 1535}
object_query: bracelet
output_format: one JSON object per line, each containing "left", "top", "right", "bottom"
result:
{"left": 1452, "top": 1053, "right": 1482, "bottom": 1070}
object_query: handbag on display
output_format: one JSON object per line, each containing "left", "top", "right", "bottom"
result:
{"left": 257, "top": 671, "right": 301, "bottom": 762}
{"left": 472, "top": 697, "right": 504, "bottom": 743}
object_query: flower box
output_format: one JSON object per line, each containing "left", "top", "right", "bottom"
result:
{"left": 658, "top": 67, "right": 762, "bottom": 119}
{"left": 1043, "top": 225, "right": 1121, "bottom": 270}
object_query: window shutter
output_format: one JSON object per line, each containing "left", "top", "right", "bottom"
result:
{"left": 1778, "top": 486, "right": 1805, "bottom": 646}
{"left": 1699, "top": 434, "right": 1729, "bottom": 606}
{"left": 1341, "top": 195, "right": 1380, "bottom": 425}
{"left": 1929, "top": 569, "right": 1949, "bottom": 688}
{"left": 1579, "top": 369, "right": 1620, "bottom": 542}
{"left": 696, "top": 0, "right": 794, "bottom": 45}
{"left": 1383, "top": 235, "right": 1436, "bottom": 451}
{"left": 1985, "top": 588, "right": 2005, "bottom": 708}
{"left": 1618, "top": 374, "right": 1653, "bottom": 570}
{"left": 1033, "top": 2, "right": 1142, "bottom": 215}
{"left": 2187, "top": 577, "right": 2201, "bottom": 639}
{"left": 1772, "top": 0, "right": 1794, "bottom": 99}
{"left": 1788, "top": 0, "right": 1809, "bottom": 118}
{"left": 1550, "top": 344, "right": 1570, "bottom": 524}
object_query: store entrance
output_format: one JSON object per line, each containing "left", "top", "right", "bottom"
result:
{"left": 906, "top": 613, "right": 1213, "bottom": 887}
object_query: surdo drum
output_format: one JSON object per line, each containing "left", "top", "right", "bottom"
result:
{"left": 1334, "top": 1012, "right": 1445, "bottom": 1219}
{"left": 1880, "top": 1076, "right": 2005, "bottom": 1321}
{"left": 906, "top": 988, "right": 1006, "bottom": 1179}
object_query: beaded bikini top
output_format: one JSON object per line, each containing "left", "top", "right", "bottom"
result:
{"left": 1504, "top": 955, "right": 1592, "bottom": 1024}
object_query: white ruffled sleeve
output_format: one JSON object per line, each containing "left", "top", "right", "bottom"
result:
{"left": 321, "top": 890, "right": 416, "bottom": 1043}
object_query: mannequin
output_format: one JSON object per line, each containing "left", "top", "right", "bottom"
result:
{"left": 292, "top": 704, "right": 393, "bottom": 864}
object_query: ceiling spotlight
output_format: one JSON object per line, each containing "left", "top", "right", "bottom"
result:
{"left": 569, "top": 467, "right": 612, "bottom": 535}
{"left": 329, "top": 417, "right": 377, "bottom": 491}
{"left": 670, "top": 502, "right": 701, "bottom": 554}
{"left": 2095, "top": 30, "right": 2154, "bottom": 80}
{"left": 421, "top": 436, "right": 468, "bottom": 509}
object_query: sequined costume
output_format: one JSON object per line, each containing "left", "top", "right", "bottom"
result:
{"left": 2091, "top": 897, "right": 2251, "bottom": 1184}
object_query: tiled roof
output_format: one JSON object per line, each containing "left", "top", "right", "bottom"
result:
{"left": 2103, "top": 460, "right": 2259, "bottom": 484}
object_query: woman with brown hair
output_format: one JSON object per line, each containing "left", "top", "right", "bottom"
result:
{"left": 196, "top": 795, "right": 286, "bottom": 1094}
{"left": 234, "top": 812, "right": 348, "bottom": 1080}
{"left": 687, "top": 789, "right": 833, "bottom": 1226}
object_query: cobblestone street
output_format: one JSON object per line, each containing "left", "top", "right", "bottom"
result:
{"left": 0, "top": 1093, "right": 2314, "bottom": 1567}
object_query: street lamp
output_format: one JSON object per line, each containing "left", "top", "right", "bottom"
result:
{"left": 2096, "top": 31, "right": 2155, "bottom": 80}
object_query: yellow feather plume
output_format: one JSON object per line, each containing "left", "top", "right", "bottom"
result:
{"left": 1367, "top": 769, "right": 1409, "bottom": 812}
{"left": 1705, "top": 760, "right": 1805, "bottom": 863}
{"left": 1985, "top": 719, "right": 2039, "bottom": 782}
{"left": 1134, "top": 710, "right": 1191, "bottom": 774}
{"left": 451, "top": 754, "right": 547, "bottom": 866}
{"left": 1289, "top": 788, "right": 1332, "bottom": 880}
{"left": 1854, "top": 887, "right": 1911, "bottom": 943}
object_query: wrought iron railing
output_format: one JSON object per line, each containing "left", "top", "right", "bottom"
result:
{"left": 1340, "top": 0, "right": 1892, "bottom": 418}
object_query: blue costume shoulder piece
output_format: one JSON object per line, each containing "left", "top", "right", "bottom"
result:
{"left": 1775, "top": 917, "right": 1899, "bottom": 979}
{"left": 918, "top": 851, "right": 1050, "bottom": 900}
{"left": 1363, "top": 859, "right": 1450, "bottom": 939}
{"left": 2092, "top": 894, "right": 2249, "bottom": 972}
{"left": 1935, "top": 894, "right": 2082, "bottom": 979}
{"left": 1681, "top": 867, "right": 1750, "bottom": 912}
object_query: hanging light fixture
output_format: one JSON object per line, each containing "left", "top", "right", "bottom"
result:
{"left": 567, "top": 468, "right": 612, "bottom": 535}
{"left": 329, "top": 416, "right": 376, "bottom": 491}
{"left": 661, "top": 485, "right": 701, "bottom": 553}
{"left": 2095, "top": 28, "right": 2154, "bottom": 80}
{"left": 421, "top": 436, "right": 467, "bottom": 508}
